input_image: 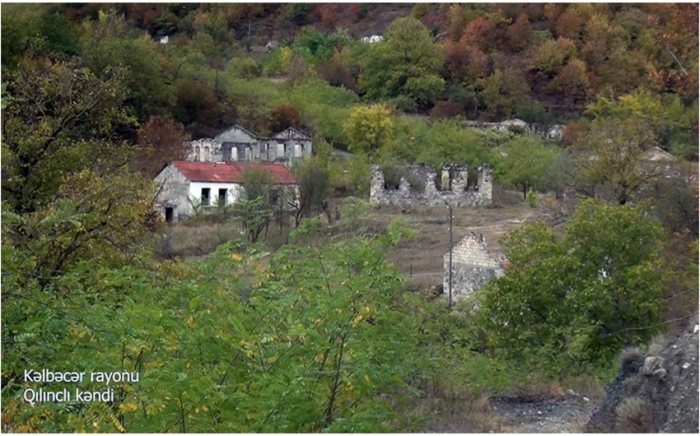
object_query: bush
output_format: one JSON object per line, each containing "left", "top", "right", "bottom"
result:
{"left": 526, "top": 189, "right": 537, "bottom": 207}
{"left": 387, "top": 95, "right": 418, "bottom": 113}
{"left": 478, "top": 200, "right": 668, "bottom": 373}
{"left": 411, "top": 3, "right": 430, "bottom": 19}
{"left": 285, "top": 3, "right": 313, "bottom": 25}
{"left": 616, "top": 397, "right": 655, "bottom": 432}
{"left": 381, "top": 163, "right": 405, "bottom": 190}
{"left": 405, "top": 172, "right": 425, "bottom": 192}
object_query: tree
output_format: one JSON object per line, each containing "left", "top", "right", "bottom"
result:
{"left": 573, "top": 117, "right": 666, "bottom": 205}
{"left": 293, "top": 156, "right": 332, "bottom": 226}
{"left": 237, "top": 168, "right": 276, "bottom": 242}
{"left": 79, "top": 10, "right": 174, "bottom": 128}
{"left": 580, "top": 13, "right": 615, "bottom": 71}
{"left": 549, "top": 58, "right": 589, "bottom": 99}
{"left": 268, "top": 104, "right": 302, "bottom": 133}
{"left": 174, "top": 78, "right": 223, "bottom": 138}
{"left": 2, "top": 58, "right": 132, "bottom": 214}
{"left": 506, "top": 13, "right": 532, "bottom": 52}
{"left": 494, "top": 136, "right": 561, "bottom": 198}
{"left": 461, "top": 16, "right": 493, "bottom": 51}
{"left": 445, "top": 4, "right": 466, "bottom": 41}
{"left": 528, "top": 37, "right": 576, "bottom": 77}
{"left": 1, "top": 5, "right": 80, "bottom": 72}
{"left": 443, "top": 40, "right": 489, "bottom": 86}
{"left": 555, "top": 8, "right": 584, "bottom": 40}
{"left": 317, "top": 47, "right": 359, "bottom": 92}
{"left": 585, "top": 89, "right": 692, "bottom": 148}
{"left": 481, "top": 68, "right": 531, "bottom": 119}
{"left": 344, "top": 105, "right": 394, "bottom": 155}
{"left": 479, "top": 200, "right": 667, "bottom": 371}
{"left": 411, "top": 119, "right": 490, "bottom": 171}
{"left": 360, "top": 17, "right": 444, "bottom": 107}
{"left": 136, "top": 116, "right": 191, "bottom": 176}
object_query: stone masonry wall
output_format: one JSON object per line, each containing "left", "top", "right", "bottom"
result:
{"left": 443, "top": 234, "right": 505, "bottom": 301}
{"left": 370, "top": 163, "right": 492, "bottom": 207}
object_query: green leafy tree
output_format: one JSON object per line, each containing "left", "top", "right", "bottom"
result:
{"left": 2, "top": 58, "right": 133, "bottom": 214}
{"left": 344, "top": 104, "right": 394, "bottom": 155}
{"left": 237, "top": 168, "right": 276, "bottom": 242}
{"left": 360, "top": 17, "right": 444, "bottom": 107}
{"left": 549, "top": 58, "right": 590, "bottom": 99}
{"left": 572, "top": 117, "right": 665, "bottom": 205}
{"left": 479, "top": 200, "right": 667, "bottom": 372}
{"left": 585, "top": 89, "right": 696, "bottom": 153}
{"left": 79, "top": 10, "right": 174, "bottom": 127}
{"left": 409, "top": 119, "right": 490, "bottom": 171}
{"left": 481, "top": 68, "right": 531, "bottom": 119}
{"left": 494, "top": 136, "right": 561, "bottom": 199}
{"left": 1, "top": 4, "right": 80, "bottom": 72}
{"left": 528, "top": 37, "right": 577, "bottom": 77}
{"left": 293, "top": 156, "right": 332, "bottom": 226}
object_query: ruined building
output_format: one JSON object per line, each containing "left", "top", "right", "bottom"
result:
{"left": 187, "top": 125, "right": 312, "bottom": 164}
{"left": 370, "top": 163, "right": 492, "bottom": 207}
{"left": 443, "top": 233, "right": 505, "bottom": 301}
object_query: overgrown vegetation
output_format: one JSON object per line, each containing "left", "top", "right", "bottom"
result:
{"left": 1, "top": 3, "right": 697, "bottom": 432}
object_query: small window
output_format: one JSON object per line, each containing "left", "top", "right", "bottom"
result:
{"left": 165, "top": 207, "right": 174, "bottom": 223}
{"left": 201, "top": 188, "right": 210, "bottom": 205}
{"left": 218, "top": 188, "right": 227, "bottom": 204}
{"left": 194, "top": 146, "right": 201, "bottom": 162}
{"left": 204, "top": 146, "right": 210, "bottom": 162}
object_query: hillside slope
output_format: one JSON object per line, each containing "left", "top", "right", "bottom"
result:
{"left": 586, "top": 316, "right": 699, "bottom": 432}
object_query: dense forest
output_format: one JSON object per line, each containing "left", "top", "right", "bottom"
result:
{"left": 1, "top": 3, "right": 698, "bottom": 432}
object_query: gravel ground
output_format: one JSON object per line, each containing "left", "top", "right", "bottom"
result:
{"left": 491, "top": 394, "right": 595, "bottom": 433}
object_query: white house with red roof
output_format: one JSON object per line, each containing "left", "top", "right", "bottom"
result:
{"left": 154, "top": 161, "right": 298, "bottom": 222}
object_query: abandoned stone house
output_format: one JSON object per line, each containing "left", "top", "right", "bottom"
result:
{"left": 443, "top": 233, "right": 506, "bottom": 301}
{"left": 153, "top": 161, "right": 298, "bottom": 222}
{"left": 370, "top": 163, "right": 492, "bottom": 207}
{"left": 187, "top": 124, "right": 312, "bottom": 165}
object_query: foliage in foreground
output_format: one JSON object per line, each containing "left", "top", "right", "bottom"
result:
{"left": 2, "top": 217, "right": 425, "bottom": 432}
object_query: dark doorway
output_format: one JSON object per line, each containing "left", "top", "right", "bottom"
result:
{"left": 165, "top": 207, "right": 174, "bottom": 223}
{"left": 219, "top": 188, "right": 227, "bottom": 204}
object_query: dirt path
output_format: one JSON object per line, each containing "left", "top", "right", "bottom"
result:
{"left": 371, "top": 202, "right": 553, "bottom": 289}
{"left": 490, "top": 394, "right": 594, "bottom": 433}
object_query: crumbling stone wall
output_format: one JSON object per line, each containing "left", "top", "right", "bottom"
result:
{"left": 370, "top": 163, "right": 492, "bottom": 207}
{"left": 443, "top": 234, "right": 505, "bottom": 301}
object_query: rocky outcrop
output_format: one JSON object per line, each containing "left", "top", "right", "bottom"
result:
{"left": 586, "top": 317, "right": 699, "bottom": 433}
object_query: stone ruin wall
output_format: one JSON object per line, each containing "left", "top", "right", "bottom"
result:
{"left": 443, "top": 234, "right": 505, "bottom": 301}
{"left": 369, "top": 163, "right": 492, "bottom": 207}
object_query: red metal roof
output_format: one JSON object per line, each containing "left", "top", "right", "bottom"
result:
{"left": 172, "top": 161, "right": 297, "bottom": 184}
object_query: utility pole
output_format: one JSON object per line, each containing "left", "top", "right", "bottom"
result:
{"left": 448, "top": 205, "right": 453, "bottom": 308}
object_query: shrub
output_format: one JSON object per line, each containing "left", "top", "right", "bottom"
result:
{"left": 387, "top": 95, "right": 418, "bottom": 113}
{"left": 478, "top": 200, "right": 668, "bottom": 373}
{"left": 405, "top": 172, "right": 425, "bottom": 192}
{"left": 526, "top": 189, "right": 537, "bottom": 207}
{"left": 616, "top": 397, "right": 655, "bottom": 432}
{"left": 411, "top": 3, "right": 430, "bottom": 19}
